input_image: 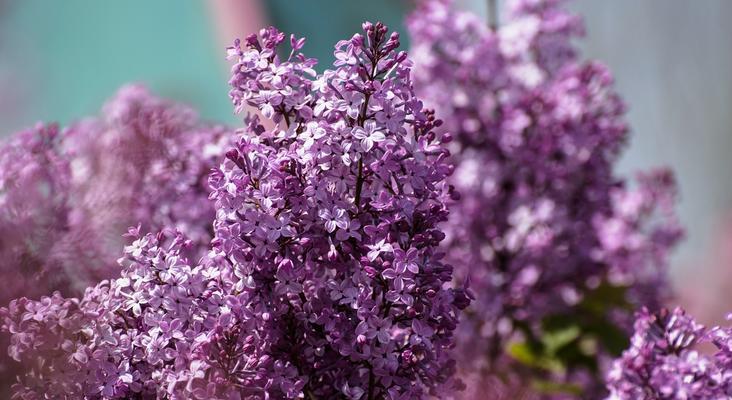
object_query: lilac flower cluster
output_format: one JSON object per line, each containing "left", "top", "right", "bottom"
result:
{"left": 0, "top": 3, "right": 704, "bottom": 398}
{"left": 408, "top": 0, "right": 682, "bottom": 395}
{"left": 0, "top": 123, "right": 78, "bottom": 397}
{"left": 210, "top": 22, "right": 468, "bottom": 398}
{"left": 1, "top": 22, "right": 468, "bottom": 399}
{"left": 0, "top": 85, "right": 230, "bottom": 393}
{"left": 1, "top": 230, "right": 225, "bottom": 398}
{"left": 0, "top": 123, "right": 72, "bottom": 302}
{"left": 0, "top": 85, "right": 229, "bottom": 300}
{"left": 606, "top": 307, "right": 732, "bottom": 399}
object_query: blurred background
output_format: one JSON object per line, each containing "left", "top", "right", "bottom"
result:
{"left": 1, "top": 0, "right": 730, "bottom": 320}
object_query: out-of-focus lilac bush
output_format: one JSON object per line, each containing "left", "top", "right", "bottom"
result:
{"left": 1, "top": 230, "right": 228, "bottom": 398}
{"left": 408, "top": 0, "right": 682, "bottom": 396}
{"left": 68, "top": 85, "right": 231, "bottom": 264}
{"left": 0, "top": 123, "right": 72, "bottom": 301}
{"left": 0, "top": 85, "right": 229, "bottom": 300}
{"left": 0, "top": 85, "right": 231, "bottom": 394}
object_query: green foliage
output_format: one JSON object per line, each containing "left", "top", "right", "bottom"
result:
{"left": 506, "top": 282, "right": 632, "bottom": 395}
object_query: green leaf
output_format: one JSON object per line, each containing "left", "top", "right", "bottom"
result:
{"left": 542, "top": 324, "right": 581, "bottom": 356}
{"left": 584, "top": 319, "right": 629, "bottom": 356}
{"left": 578, "top": 282, "right": 632, "bottom": 316}
{"left": 506, "top": 342, "right": 565, "bottom": 373}
{"left": 506, "top": 341, "right": 538, "bottom": 366}
{"left": 531, "top": 378, "right": 583, "bottom": 395}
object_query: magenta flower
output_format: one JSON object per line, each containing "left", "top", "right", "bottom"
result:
{"left": 1, "top": 230, "right": 261, "bottom": 398}
{"left": 0, "top": 94, "right": 232, "bottom": 393}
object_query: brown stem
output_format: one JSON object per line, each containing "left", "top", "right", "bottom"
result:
{"left": 354, "top": 159, "right": 364, "bottom": 209}
{"left": 367, "top": 367, "right": 376, "bottom": 400}
{"left": 488, "top": 0, "right": 499, "bottom": 31}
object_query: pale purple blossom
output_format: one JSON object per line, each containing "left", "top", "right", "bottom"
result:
{"left": 354, "top": 121, "right": 387, "bottom": 152}
{"left": 409, "top": 0, "right": 683, "bottom": 396}
{"left": 0, "top": 85, "right": 233, "bottom": 393}
{"left": 1, "top": 230, "right": 264, "bottom": 399}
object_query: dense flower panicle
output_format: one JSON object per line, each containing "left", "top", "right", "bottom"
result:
{"left": 1, "top": 22, "right": 467, "bottom": 400}
{"left": 0, "top": 229, "right": 262, "bottom": 399}
{"left": 408, "top": 0, "right": 682, "bottom": 396}
{"left": 0, "top": 4, "right": 698, "bottom": 399}
{"left": 592, "top": 169, "right": 681, "bottom": 309}
{"left": 606, "top": 307, "right": 732, "bottom": 399}
{"left": 210, "top": 22, "right": 468, "bottom": 398}
{"left": 0, "top": 86, "right": 231, "bottom": 394}
{"left": 503, "top": 0, "right": 584, "bottom": 76}
{"left": 0, "top": 85, "right": 231, "bottom": 298}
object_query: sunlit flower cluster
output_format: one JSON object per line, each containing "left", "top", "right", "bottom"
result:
{"left": 0, "top": 2, "right": 713, "bottom": 399}
{"left": 212, "top": 22, "right": 468, "bottom": 398}
{"left": 0, "top": 85, "right": 229, "bottom": 300}
{"left": 1, "top": 22, "right": 470, "bottom": 399}
{"left": 1, "top": 230, "right": 238, "bottom": 398}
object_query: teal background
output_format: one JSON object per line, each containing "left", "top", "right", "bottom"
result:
{"left": 267, "top": 0, "right": 409, "bottom": 70}
{"left": 0, "top": 0, "right": 408, "bottom": 134}
{"left": 0, "top": 1, "right": 236, "bottom": 132}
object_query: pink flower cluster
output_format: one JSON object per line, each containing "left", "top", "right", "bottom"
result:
{"left": 0, "top": 2, "right": 714, "bottom": 399}
{"left": 408, "top": 0, "right": 682, "bottom": 396}
{"left": 1, "top": 230, "right": 240, "bottom": 398}
{"left": 0, "top": 123, "right": 72, "bottom": 302}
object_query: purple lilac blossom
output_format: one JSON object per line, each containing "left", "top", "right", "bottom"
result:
{"left": 0, "top": 229, "right": 262, "bottom": 398}
{"left": 408, "top": 0, "right": 682, "bottom": 396}
{"left": 1, "top": 23, "right": 469, "bottom": 399}
{"left": 0, "top": 85, "right": 231, "bottom": 394}
{"left": 606, "top": 307, "right": 732, "bottom": 399}
{"left": 64, "top": 84, "right": 231, "bottom": 273}
{"left": 0, "top": 84, "right": 229, "bottom": 299}
{"left": 209, "top": 22, "right": 469, "bottom": 399}
{"left": 0, "top": 123, "right": 76, "bottom": 398}
{"left": 0, "top": 123, "right": 72, "bottom": 303}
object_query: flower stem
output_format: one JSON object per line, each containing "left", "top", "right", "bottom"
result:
{"left": 488, "top": 0, "right": 498, "bottom": 31}
{"left": 367, "top": 368, "right": 375, "bottom": 400}
{"left": 355, "top": 159, "right": 364, "bottom": 209}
